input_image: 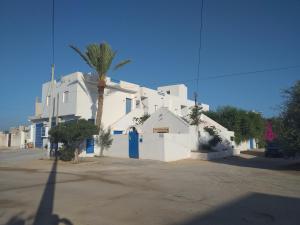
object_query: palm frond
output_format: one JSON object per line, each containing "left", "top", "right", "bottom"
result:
{"left": 113, "top": 59, "right": 131, "bottom": 71}
{"left": 69, "top": 45, "right": 94, "bottom": 69}
{"left": 98, "top": 43, "right": 116, "bottom": 76}
{"left": 85, "top": 44, "right": 101, "bottom": 72}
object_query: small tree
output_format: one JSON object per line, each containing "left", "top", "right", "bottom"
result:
{"left": 277, "top": 80, "right": 300, "bottom": 155}
{"left": 204, "top": 106, "right": 265, "bottom": 145}
{"left": 133, "top": 114, "right": 150, "bottom": 125}
{"left": 189, "top": 105, "right": 203, "bottom": 126}
{"left": 96, "top": 126, "right": 113, "bottom": 157}
{"left": 49, "top": 119, "right": 98, "bottom": 163}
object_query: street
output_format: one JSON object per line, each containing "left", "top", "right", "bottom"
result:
{"left": 0, "top": 149, "right": 300, "bottom": 225}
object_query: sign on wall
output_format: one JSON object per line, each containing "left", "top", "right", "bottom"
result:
{"left": 153, "top": 127, "right": 169, "bottom": 133}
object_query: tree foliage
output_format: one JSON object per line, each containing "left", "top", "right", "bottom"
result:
{"left": 189, "top": 105, "right": 203, "bottom": 125}
{"left": 204, "top": 126, "right": 222, "bottom": 149}
{"left": 70, "top": 42, "right": 131, "bottom": 128}
{"left": 96, "top": 126, "right": 113, "bottom": 157}
{"left": 70, "top": 43, "right": 131, "bottom": 79}
{"left": 275, "top": 80, "right": 300, "bottom": 154}
{"left": 49, "top": 119, "right": 99, "bottom": 162}
{"left": 204, "top": 106, "right": 265, "bottom": 145}
{"left": 133, "top": 114, "right": 150, "bottom": 125}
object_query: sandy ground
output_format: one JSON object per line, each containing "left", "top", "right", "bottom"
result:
{"left": 0, "top": 149, "right": 300, "bottom": 225}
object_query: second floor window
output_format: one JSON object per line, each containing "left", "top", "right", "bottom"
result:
{"left": 63, "top": 91, "right": 69, "bottom": 103}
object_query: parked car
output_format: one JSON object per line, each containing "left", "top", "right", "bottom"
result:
{"left": 265, "top": 142, "right": 283, "bottom": 158}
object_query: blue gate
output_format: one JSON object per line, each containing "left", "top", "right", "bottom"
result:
{"left": 86, "top": 138, "right": 94, "bottom": 153}
{"left": 129, "top": 130, "right": 139, "bottom": 158}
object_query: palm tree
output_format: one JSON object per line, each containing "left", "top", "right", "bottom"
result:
{"left": 70, "top": 42, "right": 131, "bottom": 128}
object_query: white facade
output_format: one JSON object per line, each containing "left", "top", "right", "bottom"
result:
{"left": 35, "top": 72, "right": 209, "bottom": 132}
{"left": 30, "top": 71, "right": 240, "bottom": 161}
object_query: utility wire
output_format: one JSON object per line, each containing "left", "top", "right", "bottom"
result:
{"left": 144, "top": 64, "right": 300, "bottom": 86}
{"left": 199, "top": 65, "right": 300, "bottom": 81}
{"left": 196, "top": 0, "right": 204, "bottom": 94}
{"left": 52, "top": 0, "right": 55, "bottom": 65}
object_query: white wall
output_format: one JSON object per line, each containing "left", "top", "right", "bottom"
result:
{"left": 235, "top": 139, "right": 256, "bottom": 152}
{"left": 157, "top": 84, "right": 187, "bottom": 99}
{"left": 110, "top": 108, "right": 144, "bottom": 132}
{"left": 163, "top": 134, "right": 191, "bottom": 161}
{"left": 139, "top": 133, "right": 165, "bottom": 161}
{"left": 91, "top": 133, "right": 190, "bottom": 162}
{"left": 91, "top": 134, "right": 129, "bottom": 158}
{"left": 142, "top": 108, "right": 190, "bottom": 134}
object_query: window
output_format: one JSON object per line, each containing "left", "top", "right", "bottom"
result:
{"left": 126, "top": 98, "right": 132, "bottom": 114}
{"left": 46, "top": 96, "right": 50, "bottom": 106}
{"left": 63, "top": 91, "right": 69, "bottom": 103}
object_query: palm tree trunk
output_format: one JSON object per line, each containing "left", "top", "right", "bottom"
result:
{"left": 96, "top": 79, "right": 106, "bottom": 128}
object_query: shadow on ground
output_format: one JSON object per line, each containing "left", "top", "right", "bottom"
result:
{"left": 210, "top": 152, "right": 300, "bottom": 171}
{"left": 172, "top": 193, "right": 300, "bottom": 225}
{"left": 3, "top": 158, "right": 73, "bottom": 225}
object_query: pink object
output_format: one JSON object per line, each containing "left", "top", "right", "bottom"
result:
{"left": 264, "top": 122, "right": 277, "bottom": 142}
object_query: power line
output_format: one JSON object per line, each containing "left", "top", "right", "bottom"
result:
{"left": 199, "top": 65, "right": 300, "bottom": 81}
{"left": 52, "top": 0, "right": 55, "bottom": 65}
{"left": 144, "top": 64, "right": 300, "bottom": 86}
{"left": 196, "top": 0, "right": 204, "bottom": 94}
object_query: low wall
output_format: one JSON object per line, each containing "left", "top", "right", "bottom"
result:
{"left": 0, "top": 133, "right": 8, "bottom": 147}
{"left": 139, "top": 133, "right": 164, "bottom": 161}
{"left": 105, "top": 134, "right": 129, "bottom": 158}
{"left": 163, "top": 134, "right": 191, "bottom": 161}
{"left": 190, "top": 149, "right": 234, "bottom": 160}
{"left": 91, "top": 133, "right": 191, "bottom": 162}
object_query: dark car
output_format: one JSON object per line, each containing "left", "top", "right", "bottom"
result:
{"left": 265, "top": 142, "right": 283, "bottom": 158}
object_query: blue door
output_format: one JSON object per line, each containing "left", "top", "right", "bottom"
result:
{"left": 35, "top": 123, "right": 43, "bottom": 148}
{"left": 249, "top": 138, "right": 254, "bottom": 149}
{"left": 86, "top": 138, "right": 94, "bottom": 153}
{"left": 129, "top": 130, "right": 139, "bottom": 158}
{"left": 126, "top": 98, "right": 132, "bottom": 114}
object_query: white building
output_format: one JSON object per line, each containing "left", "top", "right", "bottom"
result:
{"left": 29, "top": 72, "right": 208, "bottom": 147}
{"left": 29, "top": 72, "right": 239, "bottom": 161}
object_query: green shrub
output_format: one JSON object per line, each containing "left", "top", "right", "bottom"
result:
{"left": 58, "top": 146, "right": 74, "bottom": 161}
{"left": 208, "top": 135, "right": 222, "bottom": 147}
{"left": 202, "top": 126, "right": 223, "bottom": 151}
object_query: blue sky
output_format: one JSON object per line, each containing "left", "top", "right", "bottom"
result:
{"left": 0, "top": 0, "right": 299, "bottom": 130}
